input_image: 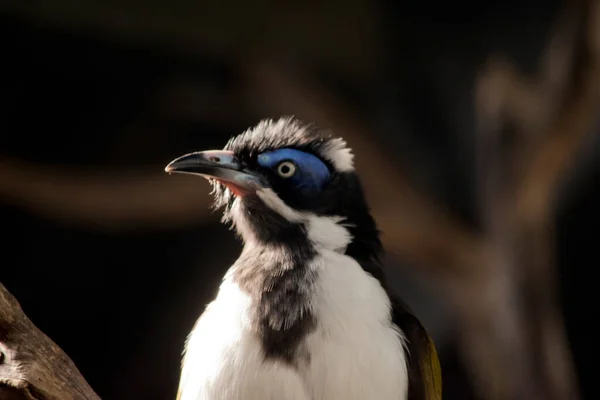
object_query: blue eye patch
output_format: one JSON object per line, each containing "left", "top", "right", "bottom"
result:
{"left": 257, "top": 148, "right": 330, "bottom": 195}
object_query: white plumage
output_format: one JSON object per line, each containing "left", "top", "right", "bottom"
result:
{"left": 177, "top": 196, "right": 408, "bottom": 400}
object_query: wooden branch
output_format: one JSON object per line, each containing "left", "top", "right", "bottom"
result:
{"left": 0, "top": 158, "right": 215, "bottom": 231}
{"left": 0, "top": 282, "right": 100, "bottom": 400}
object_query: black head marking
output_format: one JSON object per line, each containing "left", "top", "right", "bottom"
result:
{"left": 212, "top": 116, "right": 383, "bottom": 263}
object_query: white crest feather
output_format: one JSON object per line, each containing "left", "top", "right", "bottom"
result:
{"left": 320, "top": 137, "right": 354, "bottom": 172}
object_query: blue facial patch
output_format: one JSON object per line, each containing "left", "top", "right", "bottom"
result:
{"left": 257, "top": 148, "right": 330, "bottom": 196}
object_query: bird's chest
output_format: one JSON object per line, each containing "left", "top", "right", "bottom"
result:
{"left": 296, "top": 252, "right": 408, "bottom": 399}
{"left": 180, "top": 251, "right": 409, "bottom": 400}
{"left": 243, "top": 251, "right": 409, "bottom": 399}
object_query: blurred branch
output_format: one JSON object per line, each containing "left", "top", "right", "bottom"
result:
{"left": 0, "top": 78, "right": 248, "bottom": 231}
{"left": 463, "top": 0, "right": 599, "bottom": 399}
{"left": 154, "top": 79, "right": 250, "bottom": 130}
{"left": 2, "top": 0, "right": 377, "bottom": 83}
{"left": 0, "top": 159, "right": 214, "bottom": 231}
{"left": 0, "top": 282, "right": 100, "bottom": 400}
{"left": 476, "top": 7, "right": 578, "bottom": 143}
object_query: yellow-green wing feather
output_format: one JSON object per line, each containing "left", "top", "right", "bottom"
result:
{"left": 392, "top": 297, "right": 442, "bottom": 400}
{"left": 419, "top": 334, "right": 442, "bottom": 399}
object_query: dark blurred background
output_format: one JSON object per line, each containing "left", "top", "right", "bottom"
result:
{"left": 1, "top": 0, "right": 598, "bottom": 399}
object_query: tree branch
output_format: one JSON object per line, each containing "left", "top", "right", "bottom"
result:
{"left": 0, "top": 282, "right": 100, "bottom": 400}
{"left": 463, "top": 0, "right": 600, "bottom": 399}
{"left": 0, "top": 159, "right": 215, "bottom": 231}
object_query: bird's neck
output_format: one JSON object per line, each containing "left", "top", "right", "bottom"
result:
{"left": 240, "top": 214, "right": 353, "bottom": 257}
{"left": 339, "top": 204, "right": 384, "bottom": 265}
{"left": 228, "top": 210, "right": 389, "bottom": 367}
{"left": 231, "top": 195, "right": 383, "bottom": 266}
{"left": 344, "top": 225, "right": 383, "bottom": 265}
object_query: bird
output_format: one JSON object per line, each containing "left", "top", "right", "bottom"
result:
{"left": 165, "top": 116, "right": 442, "bottom": 400}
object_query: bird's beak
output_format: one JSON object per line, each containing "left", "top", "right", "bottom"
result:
{"left": 165, "top": 150, "right": 266, "bottom": 196}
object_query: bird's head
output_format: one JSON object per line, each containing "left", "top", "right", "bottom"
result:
{"left": 166, "top": 117, "right": 382, "bottom": 261}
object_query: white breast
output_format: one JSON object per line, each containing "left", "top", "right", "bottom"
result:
{"left": 178, "top": 250, "right": 408, "bottom": 400}
{"left": 178, "top": 280, "right": 312, "bottom": 400}
{"left": 300, "top": 250, "right": 408, "bottom": 399}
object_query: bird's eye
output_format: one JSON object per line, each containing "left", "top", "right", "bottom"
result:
{"left": 276, "top": 161, "right": 296, "bottom": 178}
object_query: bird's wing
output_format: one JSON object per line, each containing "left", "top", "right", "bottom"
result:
{"left": 357, "top": 259, "right": 442, "bottom": 399}
{"left": 391, "top": 296, "right": 442, "bottom": 400}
